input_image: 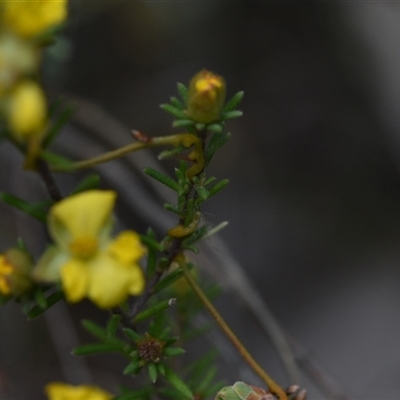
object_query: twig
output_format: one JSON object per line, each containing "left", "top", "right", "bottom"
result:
{"left": 180, "top": 259, "right": 288, "bottom": 400}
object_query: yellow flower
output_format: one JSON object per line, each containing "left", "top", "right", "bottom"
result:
{"left": 45, "top": 382, "right": 113, "bottom": 400}
{"left": 0, "top": 248, "right": 33, "bottom": 296}
{"left": 187, "top": 70, "right": 226, "bottom": 124}
{"left": 0, "top": 32, "right": 39, "bottom": 94}
{"left": 2, "top": 0, "right": 68, "bottom": 38}
{"left": 33, "top": 190, "right": 146, "bottom": 309}
{"left": 7, "top": 79, "right": 47, "bottom": 139}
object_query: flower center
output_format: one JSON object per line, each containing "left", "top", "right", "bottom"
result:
{"left": 69, "top": 237, "right": 98, "bottom": 259}
{"left": 0, "top": 255, "right": 13, "bottom": 295}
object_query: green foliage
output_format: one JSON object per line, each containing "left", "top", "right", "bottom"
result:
{"left": 0, "top": 192, "right": 53, "bottom": 222}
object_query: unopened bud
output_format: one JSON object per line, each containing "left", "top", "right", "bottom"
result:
{"left": 187, "top": 70, "right": 226, "bottom": 124}
{"left": 0, "top": 248, "right": 33, "bottom": 297}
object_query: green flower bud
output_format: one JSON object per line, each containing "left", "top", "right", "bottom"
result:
{"left": 0, "top": 248, "right": 33, "bottom": 297}
{"left": 187, "top": 70, "right": 226, "bottom": 124}
{"left": 215, "top": 382, "right": 274, "bottom": 400}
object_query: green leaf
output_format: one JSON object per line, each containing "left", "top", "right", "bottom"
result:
{"left": 223, "top": 91, "right": 244, "bottom": 112}
{"left": 153, "top": 268, "right": 184, "bottom": 293}
{"left": 123, "top": 360, "right": 141, "bottom": 375}
{"left": 70, "top": 174, "right": 100, "bottom": 195}
{"left": 182, "top": 225, "right": 209, "bottom": 246}
{"left": 177, "top": 82, "right": 188, "bottom": 104}
{"left": 205, "top": 131, "right": 231, "bottom": 166}
{"left": 195, "top": 365, "right": 218, "bottom": 393}
{"left": 43, "top": 103, "right": 76, "bottom": 148}
{"left": 72, "top": 342, "right": 124, "bottom": 355}
{"left": 163, "top": 347, "right": 185, "bottom": 357}
{"left": 134, "top": 298, "right": 176, "bottom": 323}
{"left": 164, "top": 203, "right": 182, "bottom": 215}
{"left": 123, "top": 328, "right": 141, "bottom": 342}
{"left": 170, "top": 96, "right": 184, "bottom": 110}
{"left": 139, "top": 233, "right": 162, "bottom": 251}
{"left": 26, "top": 290, "right": 64, "bottom": 319}
{"left": 207, "top": 123, "right": 224, "bottom": 134}
{"left": 160, "top": 104, "right": 188, "bottom": 120}
{"left": 148, "top": 362, "right": 158, "bottom": 383}
{"left": 106, "top": 314, "right": 122, "bottom": 337}
{"left": 207, "top": 179, "right": 229, "bottom": 199}
{"left": 34, "top": 287, "right": 48, "bottom": 309}
{"left": 81, "top": 319, "right": 108, "bottom": 341}
{"left": 157, "top": 145, "right": 186, "bottom": 160}
{"left": 0, "top": 192, "right": 52, "bottom": 222}
{"left": 40, "top": 150, "right": 75, "bottom": 170}
{"left": 221, "top": 110, "right": 243, "bottom": 120}
{"left": 143, "top": 167, "right": 181, "bottom": 192}
{"left": 163, "top": 365, "right": 193, "bottom": 399}
{"left": 172, "top": 119, "right": 195, "bottom": 128}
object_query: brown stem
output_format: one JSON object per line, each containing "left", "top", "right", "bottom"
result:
{"left": 180, "top": 260, "right": 288, "bottom": 400}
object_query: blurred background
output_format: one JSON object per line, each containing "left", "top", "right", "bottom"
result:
{"left": 2, "top": 1, "right": 400, "bottom": 399}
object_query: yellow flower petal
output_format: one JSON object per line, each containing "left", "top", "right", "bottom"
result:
{"left": 8, "top": 80, "right": 47, "bottom": 139}
{"left": 45, "top": 382, "right": 113, "bottom": 400}
{"left": 107, "top": 231, "right": 146, "bottom": 264}
{"left": 85, "top": 253, "right": 145, "bottom": 309}
{"left": 49, "top": 190, "right": 116, "bottom": 243}
{"left": 60, "top": 260, "right": 89, "bottom": 303}
{"left": 3, "top": 0, "right": 68, "bottom": 38}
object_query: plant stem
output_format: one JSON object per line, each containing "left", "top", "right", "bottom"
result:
{"left": 181, "top": 260, "right": 288, "bottom": 400}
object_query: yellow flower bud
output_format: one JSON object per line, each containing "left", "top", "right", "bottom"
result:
{"left": 0, "top": 32, "right": 39, "bottom": 94}
{"left": 45, "top": 382, "right": 113, "bottom": 400}
{"left": 8, "top": 80, "right": 47, "bottom": 139}
{"left": 0, "top": 248, "right": 33, "bottom": 297}
{"left": 2, "top": 0, "right": 68, "bottom": 38}
{"left": 187, "top": 70, "right": 226, "bottom": 124}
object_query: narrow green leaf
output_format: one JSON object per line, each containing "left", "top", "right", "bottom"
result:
{"left": 182, "top": 225, "right": 209, "bottom": 246}
{"left": 163, "top": 347, "right": 185, "bottom": 357}
{"left": 205, "top": 131, "right": 231, "bottom": 166}
{"left": 221, "top": 110, "right": 243, "bottom": 120}
{"left": 43, "top": 103, "right": 76, "bottom": 148}
{"left": 143, "top": 167, "right": 181, "bottom": 192}
{"left": 177, "top": 82, "right": 188, "bottom": 104}
{"left": 223, "top": 91, "right": 244, "bottom": 112}
{"left": 40, "top": 150, "right": 75, "bottom": 170}
{"left": 139, "top": 234, "right": 162, "bottom": 251}
{"left": 123, "top": 360, "right": 141, "bottom": 375}
{"left": 207, "top": 179, "right": 229, "bottom": 199}
{"left": 196, "top": 186, "right": 209, "bottom": 202}
{"left": 163, "top": 365, "right": 193, "bottom": 399}
{"left": 158, "top": 145, "right": 186, "bottom": 161}
{"left": 160, "top": 104, "right": 188, "bottom": 120}
{"left": 123, "top": 328, "right": 141, "bottom": 342}
{"left": 0, "top": 193, "right": 52, "bottom": 222}
{"left": 26, "top": 290, "right": 64, "bottom": 319}
{"left": 134, "top": 299, "right": 176, "bottom": 323}
{"left": 153, "top": 268, "right": 184, "bottom": 293}
{"left": 170, "top": 96, "right": 184, "bottom": 110}
{"left": 70, "top": 174, "right": 100, "bottom": 195}
{"left": 148, "top": 362, "right": 158, "bottom": 383}
{"left": 157, "top": 362, "right": 166, "bottom": 376}
{"left": 164, "top": 203, "right": 181, "bottom": 215}
{"left": 34, "top": 288, "right": 48, "bottom": 309}
{"left": 72, "top": 342, "right": 124, "bottom": 355}
{"left": 195, "top": 365, "right": 218, "bottom": 393}
{"left": 172, "top": 119, "right": 195, "bottom": 128}
{"left": 106, "top": 314, "right": 122, "bottom": 337}
{"left": 81, "top": 319, "right": 108, "bottom": 341}
{"left": 207, "top": 123, "right": 224, "bottom": 134}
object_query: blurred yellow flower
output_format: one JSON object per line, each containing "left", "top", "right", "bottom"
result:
{"left": 0, "top": 248, "right": 33, "bottom": 296}
{"left": 187, "top": 69, "right": 226, "bottom": 124}
{"left": 33, "top": 190, "right": 146, "bottom": 309}
{"left": 2, "top": 0, "right": 68, "bottom": 38}
{"left": 45, "top": 382, "right": 113, "bottom": 400}
{"left": 7, "top": 79, "right": 47, "bottom": 139}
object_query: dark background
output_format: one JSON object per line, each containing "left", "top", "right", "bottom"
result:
{"left": 2, "top": 2, "right": 400, "bottom": 399}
